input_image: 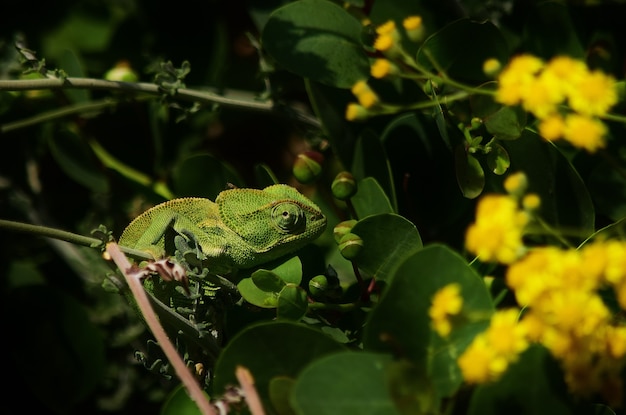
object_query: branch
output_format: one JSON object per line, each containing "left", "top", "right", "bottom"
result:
{"left": 0, "top": 77, "right": 274, "bottom": 112}
{"left": 106, "top": 242, "right": 216, "bottom": 415}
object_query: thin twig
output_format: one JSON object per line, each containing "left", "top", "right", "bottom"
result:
{"left": 236, "top": 366, "right": 266, "bottom": 415}
{"left": 106, "top": 242, "right": 216, "bottom": 415}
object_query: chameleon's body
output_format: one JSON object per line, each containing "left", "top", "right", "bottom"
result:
{"left": 118, "top": 184, "right": 327, "bottom": 274}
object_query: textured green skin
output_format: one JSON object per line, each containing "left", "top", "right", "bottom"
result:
{"left": 119, "top": 184, "right": 327, "bottom": 274}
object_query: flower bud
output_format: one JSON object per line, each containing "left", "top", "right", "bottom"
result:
{"left": 333, "top": 219, "right": 358, "bottom": 243}
{"left": 332, "top": 172, "right": 357, "bottom": 200}
{"left": 338, "top": 232, "right": 363, "bottom": 260}
{"left": 104, "top": 60, "right": 139, "bottom": 82}
{"left": 309, "top": 275, "right": 330, "bottom": 298}
{"left": 293, "top": 151, "right": 324, "bottom": 184}
{"left": 403, "top": 16, "right": 425, "bottom": 43}
{"left": 482, "top": 58, "right": 502, "bottom": 78}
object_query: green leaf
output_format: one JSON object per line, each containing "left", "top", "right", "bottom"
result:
{"left": 46, "top": 125, "right": 109, "bottom": 193}
{"left": 454, "top": 145, "right": 485, "bottom": 199}
{"left": 486, "top": 143, "right": 510, "bottom": 175}
{"left": 586, "top": 160, "right": 626, "bottom": 222}
{"left": 252, "top": 270, "right": 287, "bottom": 292}
{"left": 212, "top": 321, "right": 346, "bottom": 408}
{"left": 417, "top": 19, "right": 509, "bottom": 84}
{"left": 255, "top": 163, "right": 280, "bottom": 188}
{"left": 277, "top": 284, "right": 309, "bottom": 321}
{"left": 350, "top": 213, "right": 422, "bottom": 282}
{"left": 269, "top": 377, "right": 297, "bottom": 415}
{"left": 468, "top": 345, "right": 574, "bottom": 415}
{"left": 59, "top": 49, "right": 90, "bottom": 104}
{"left": 262, "top": 0, "right": 369, "bottom": 88}
{"left": 363, "top": 244, "right": 494, "bottom": 398}
{"left": 351, "top": 177, "right": 395, "bottom": 219}
{"left": 305, "top": 80, "right": 360, "bottom": 169}
{"left": 484, "top": 106, "right": 526, "bottom": 140}
{"left": 500, "top": 131, "right": 595, "bottom": 244}
{"left": 352, "top": 131, "right": 397, "bottom": 212}
{"left": 171, "top": 153, "right": 243, "bottom": 199}
{"left": 161, "top": 384, "right": 209, "bottom": 415}
{"left": 469, "top": 82, "right": 500, "bottom": 118}
{"left": 238, "top": 256, "right": 303, "bottom": 308}
{"left": 291, "top": 352, "right": 401, "bottom": 415}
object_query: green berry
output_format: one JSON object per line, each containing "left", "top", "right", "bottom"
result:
{"left": 293, "top": 151, "right": 324, "bottom": 184}
{"left": 338, "top": 232, "right": 363, "bottom": 260}
{"left": 333, "top": 219, "right": 358, "bottom": 244}
{"left": 331, "top": 172, "right": 357, "bottom": 200}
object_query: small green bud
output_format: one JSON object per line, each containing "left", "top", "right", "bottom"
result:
{"left": 333, "top": 219, "right": 358, "bottom": 244}
{"left": 104, "top": 60, "right": 139, "bottom": 82}
{"left": 331, "top": 172, "right": 357, "bottom": 200}
{"left": 293, "top": 151, "right": 324, "bottom": 184}
{"left": 338, "top": 232, "right": 363, "bottom": 260}
{"left": 309, "top": 275, "right": 330, "bottom": 298}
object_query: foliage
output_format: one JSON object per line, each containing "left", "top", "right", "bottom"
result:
{"left": 1, "top": 0, "right": 626, "bottom": 414}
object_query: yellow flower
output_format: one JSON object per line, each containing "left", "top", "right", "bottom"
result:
{"left": 376, "top": 20, "right": 396, "bottom": 35}
{"left": 458, "top": 335, "right": 502, "bottom": 383}
{"left": 538, "top": 113, "right": 566, "bottom": 140}
{"left": 495, "top": 54, "right": 544, "bottom": 106}
{"left": 521, "top": 71, "right": 564, "bottom": 119}
{"left": 429, "top": 283, "right": 463, "bottom": 337}
{"left": 543, "top": 56, "right": 587, "bottom": 98}
{"left": 350, "top": 80, "right": 379, "bottom": 109}
{"left": 345, "top": 103, "right": 368, "bottom": 121}
{"left": 371, "top": 59, "right": 397, "bottom": 79}
{"left": 522, "top": 193, "right": 541, "bottom": 210}
{"left": 568, "top": 70, "right": 618, "bottom": 116}
{"left": 503, "top": 171, "right": 528, "bottom": 195}
{"left": 402, "top": 15, "right": 424, "bottom": 42}
{"left": 465, "top": 194, "right": 528, "bottom": 264}
{"left": 374, "top": 20, "right": 401, "bottom": 57}
{"left": 562, "top": 114, "right": 607, "bottom": 152}
{"left": 482, "top": 58, "right": 501, "bottom": 77}
{"left": 485, "top": 309, "right": 528, "bottom": 357}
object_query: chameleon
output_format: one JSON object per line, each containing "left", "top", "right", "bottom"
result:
{"left": 118, "top": 183, "right": 327, "bottom": 275}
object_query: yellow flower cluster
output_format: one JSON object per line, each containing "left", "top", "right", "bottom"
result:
{"left": 429, "top": 283, "right": 463, "bottom": 337}
{"left": 505, "top": 240, "right": 626, "bottom": 403}
{"left": 346, "top": 16, "right": 425, "bottom": 121}
{"left": 458, "top": 309, "right": 528, "bottom": 384}
{"left": 465, "top": 172, "right": 536, "bottom": 264}
{"left": 495, "top": 54, "right": 618, "bottom": 152}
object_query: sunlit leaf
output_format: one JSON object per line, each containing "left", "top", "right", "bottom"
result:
{"left": 262, "top": 0, "right": 369, "bottom": 88}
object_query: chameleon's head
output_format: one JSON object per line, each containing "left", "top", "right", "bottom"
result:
{"left": 217, "top": 184, "right": 327, "bottom": 266}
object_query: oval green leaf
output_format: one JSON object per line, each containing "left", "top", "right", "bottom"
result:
{"left": 212, "top": 321, "right": 346, "bottom": 408}
{"left": 262, "top": 0, "right": 369, "bottom": 88}
{"left": 291, "top": 352, "right": 401, "bottom": 415}
{"left": 363, "top": 244, "right": 494, "bottom": 397}
{"left": 454, "top": 145, "right": 485, "bottom": 199}
{"left": 350, "top": 213, "right": 422, "bottom": 282}
{"left": 417, "top": 19, "right": 509, "bottom": 84}
{"left": 486, "top": 142, "right": 510, "bottom": 175}
{"left": 277, "top": 284, "right": 309, "bottom": 321}
{"left": 351, "top": 177, "right": 395, "bottom": 219}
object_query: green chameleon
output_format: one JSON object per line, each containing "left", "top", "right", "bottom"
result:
{"left": 118, "top": 183, "right": 327, "bottom": 275}
{"left": 117, "top": 184, "right": 327, "bottom": 369}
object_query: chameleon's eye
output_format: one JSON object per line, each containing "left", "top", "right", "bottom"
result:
{"left": 272, "top": 202, "right": 306, "bottom": 233}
